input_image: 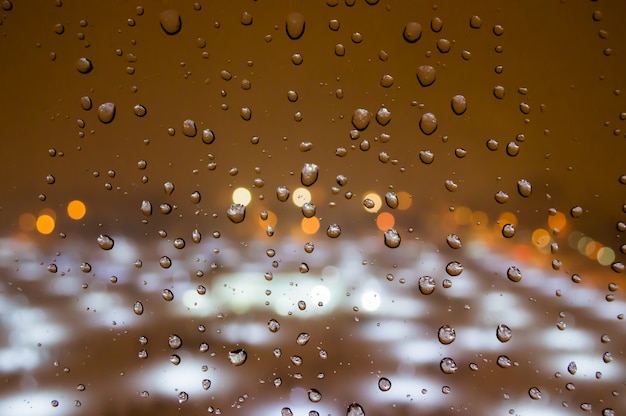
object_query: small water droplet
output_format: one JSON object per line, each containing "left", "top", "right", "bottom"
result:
{"left": 384, "top": 228, "right": 401, "bottom": 248}
{"left": 177, "top": 391, "right": 188, "bottom": 403}
{"left": 160, "top": 9, "right": 182, "bottom": 35}
{"left": 438, "top": 325, "right": 456, "bottom": 344}
{"left": 469, "top": 15, "right": 482, "bottom": 29}
{"left": 159, "top": 256, "right": 172, "bottom": 269}
{"left": 419, "top": 112, "right": 438, "bottom": 135}
{"left": 96, "top": 234, "right": 114, "bottom": 250}
{"left": 296, "top": 332, "right": 310, "bottom": 346}
{"left": 97, "top": 102, "right": 115, "bottom": 123}
{"left": 281, "top": 408, "right": 294, "bottom": 416}
{"left": 76, "top": 57, "right": 93, "bottom": 74}
{"left": 496, "top": 324, "right": 512, "bottom": 342}
{"left": 418, "top": 275, "right": 436, "bottom": 295}
{"left": 502, "top": 223, "right": 516, "bottom": 238}
{"left": 445, "top": 261, "right": 463, "bottom": 276}
{"left": 228, "top": 349, "right": 247, "bottom": 366}
{"left": 416, "top": 65, "right": 436, "bottom": 87}
{"left": 304, "top": 242, "right": 315, "bottom": 253}
{"left": 567, "top": 361, "right": 577, "bottom": 375}
{"left": 133, "top": 301, "right": 144, "bottom": 315}
{"left": 141, "top": 200, "right": 152, "bottom": 216}
{"left": 227, "top": 204, "right": 246, "bottom": 223}
{"left": 162, "top": 289, "right": 174, "bottom": 301}
{"left": 440, "top": 357, "right": 458, "bottom": 374}
{"left": 168, "top": 334, "right": 182, "bottom": 349}
{"left": 528, "top": 387, "right": 542, "bottom": 400}
{"left": 268, "top": 318, "right": 280, "bottom": 333}
{"left": 493, "top": 85, "right": 505, "bottom": 99}
{"left": 494, "top": 191, "right": 509, "bottom": 204}
{"left": 327, "top": 224, "right": 341, "bottom": 238}
{"left": 507, "top": 266, "right": 522, "bottom": 282}
{"left": 352, "top": 108, "right": 371, "bottom": 130}
{"left": 419, "top": 150, "right": 434, "bottom": 164}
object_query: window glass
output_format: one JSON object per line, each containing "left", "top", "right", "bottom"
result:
{"left": 0, "top": 1, "right": 623, "bottom": 415}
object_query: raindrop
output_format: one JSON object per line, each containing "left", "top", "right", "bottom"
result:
{"left": 446, "top": 234, "right": 462, "bottom": 249}
{"left": 570, "top": 206, "right": 583, "bottom": 218}
{"left": 438, "top": 325, "right": 456, "bottom": 344}
{"left": 419, "top": 150, "right": 434, "bottom": 164}
{"left": 47, "top": 264, "right": 57, "bottom": 273}
{"left": 133, "top": 104, "right": 147, "bottom": 117}
{"left": 380, "top": 74, "right": 394, "bottom": 88}
{"left": 268, "top": 319, "right": 280, "bottom": 332}
{"left": 528, "top": 387, "right": 542, "bottom": 400}
{"left": 202, "top": 129, "right": 215, "bottom": 144}
{"left": 51, "top": 400, "right": 59, "bottom": 407}
{"left": 378, "top": 377, "right": 391, "bottom": 391}
{"left": 304, "top": 242, "right": 315, "bottom": 253}
{"left": 182, "top": 119, "right": 197, "bottom": 137}
{"left": 326, "top": 224, "right": 341, "bottom": 238}
{"left": 291, "top": 53, "right": 303, "bottom": 65}
{"left": 133, "top": 301, "right": 144, "bottom": 315}
{"left": 97, "top": 234, "right": 114, "bottom": 250}
{"left": 301, "top": 163, "right": 319, "bottom": 186}
{"left": 80, "top": 262, "right": 91, "bottom": 272}
{"left": 296, "top": 333, "right": 311, "bottom": 346}
{"left": 486, "top": 138, "right": 499, "bottom": 151}
{"left": 403, "top": 21, "right": 422, "bottom": 42}
{"left": 290, "top": 355, "right": 303, "bottom": 366}
{"left": 286, "top": 12, "right": 305, "bottom": 39}
{"left": 506, "top": 141, "right": 520, "bottom": 156}
{"left": 445, "top": 179, "right": 458, "bottom": 192}
{"left": 228, "top": 349, "right": 247, "bottom": 366}
{"left": 76, "top": 57, "right": 93, "bottom": 74}
{"left": 346, "top": 403, "right": 365, "bottom": 416}
{"left": 80, "top": 96, "right": 92, "bottom": 110}
{"left": 160, "top": 9, "right": 182, "bottom": 35}
{"left": 445, "top": 261, "right": 463, "bottom": 276}
{"left": 141, "top": 200, "right": 152, "bottom": 216}
{"left": 419, "top": 113, "right": 438, "bottom": 135}
{"left": 298, "top": 300, "right": 306, "bottom": 310}
{"left": 163, "top": 181, "right": 175, "bottom": 195}
{"left": 418, "top": 275, "right": 436, "bottom": 294}
{"left": 190, "top": 191, "right": 201, "bottom": 204}
{"left": 240, "top": 107, "right": 252, "bottom": 120}
{"left": 494, "top": 191, "right": 509, "bottom": 204}
{"left": 517, "top": 179, "right": 532, "bottom": 197}
{"left": 451, "top": 95, "right": 467, "bottom": 115}
{"left": 227, "top": 204, "right": 246, "bottom": 223}
{"left": 507, "top": 266, "right": 522, "bottom": 282}
{"left": 376, "top": 107, "right": 392, "bottom": 125}
{"left": 496, "top": 324, "right": 512, "bottom": 342}
{"left": 162, "top": 289, "right": 174, "bottom": 301}
{"left": 363, "top": 198, "right": 375, "bottom": 209}
{"left": 159, "top": 256, "right": 172, "bottom": 268}
{"left": 384, "top": 228, "right": 401, "bottom": 248}
{"left": 519, "top": 102, "right": 531, "bottom": 114}
{"left": 308, "top": 389, "right": 322, "bottom": 403}
{"left": 384, "top": 192, "right": 398, "bottom": 208}
{"left": 168, "top": 334, "right": 182, "bottom": 349}
{"left": 169, "top": 354, "right": 179, "bottom": 365}
{"left": 502, "top": 223, "right": 516, "bottom": 238}
{"left": 416, "top": 65, "right": 436, "bottom": 87}
{"left": 352, "top": 108, "right": 371, "bottom": 130}
{"left": 301, "top": 202, "right": 316, "bottom": 218}
{"left": 97, "top": 102, "right": 115, "bottom": 123}
{"left": 497, "top": 355, "right": 512, "bottom": 368}
{"left": 440, "top": 357, "right": 458, "bottom": 374}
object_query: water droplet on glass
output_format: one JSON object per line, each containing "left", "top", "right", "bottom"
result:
{"left": 296, "top": 332, "right": 310, "bottom": 346}
{"left": 162, "top": 289, "right": 174, "bottom": 301}
{"left": 494, "top": 191, "right": 509, "bottom": 204}
{"left": 403, "top": 21, "right": 422, "bottom": 42}
{"left": 496, "top": 324, "right": 512, "bottom": 342}
{"left": 308, "top": 388, "right": 322, "bottom": 402}
{"left": 141, "top": 200, "right": 152, "bottom": 216}
{"left": 419, "top": 150, "right": 434, "bottom": 164}
{"left": 384, "top": 228, "right": 401, "bottom": 248}
{"left": 281, "top": 408, "right": 293, "bottom": 416}
{"left": 159, "top": 256, "right": 172, "bottom": 269}
{"left": 177, "top": 391, "right": 188, "bottom": 403}
{"left": 80, "top": 96, "right": 92, "bottom": 110}
{"left": 385, "top": 192, "right": 398, "bottom": 209}
{"left": 346, "top": 403, "right": 365, "bottom": 416}
{"left": 133, "top": 104, "right": 147, "bottom": 117}
{"left": 227, "top": 203, "right": 246, "bottom": 223}
{"left": 363, "top": 198, "right": 375, "bottom": 209}
{"left": 201, "top": 379, "right": 211, "bottom": 390}
{"left": 286, "top": 12, "right": 305, "bottom": 39}
{"left": 97, "top": 102, "right": 115, "bottom": 123}
{"left": 517, "top": 179, "right": 532, "bottom": 197}
{"left": 160, "top": 9, "right": 182, "bottom": 35}
{"left": 268, "top": 318, "right": 280, "bottom": 333}
{"left": 182, "top": 119, "right": 197, "bottom": 137}
{"left": 502, "top": 223, "right": 516, "bottom": 238}
{"left": 418, "top": 275, "right": 436, "bottom": 295}
{"left": 469, "top": 15, "right": 482, "bottom": 29}
{"left": 416, "top": 65, "right": 436, "bottom": 87}
{"left": 438, "top": 325, "right": 456, "bottom": 344}
{"left": 419, "top": 112, "right": 438, "bottom": 135}
{"left": 304, "top": 242, "right": 315, "bottom": 253}
{"left": 446, "top": 261, "right": 463, "bottom": 276}
{"left": 168, "top": 334, "right": 182, "bottom": 349}
{"left": 493, "top": 85, "right": 505, "bottom": 99}
{"left": 380, "top": 74, "right": 394, "bottom": 88}
{"left": 507, "top": 266, "right": 522, "bottom": 282}
{"left": 497, "top": 355, "right": 512, "bottom": 368}
{"left": 327, "top": 224, "right": 341, "bottom": 238}
{"left": 440, "top": 357, "right": 458, "bottom": 374}
{"left": 451, "top": 95, "right": 467, "bottom": 115}
{"left": 301, "top": 163, "right": 319, "bottom": 186}
{"left": 228, "top": 349, "right": 247, "bottom": 366}
{"left": 51, "top": 400, "right": 59, "bottom": 407}
{"left": 76, "top": 57, "right": 93, "bottom": 74}
{"left": 163, "top": 181, "right": 175, "bottom": 195}
{"left": 97, "top": 234, "right": 114, "bottom": 250}
{"left": 302, "top": 202, "right": 316, "bottom": 218}
{"left": 352, "top": 108, "right": 371, "bottom": 130}
{"left": 47, "top": 264, "right": 57, "bottom": 273}
{"left": 528, "top": 387, "right": 542, "bottom": 400}
{"left": 567, "top": 361, "right": 577, "bottom": 375}
{"left": 446, "top": 234, "right": 462, "bottom": 249}
{"left": 133, "top": 301, "right": 144, "bottom": 315}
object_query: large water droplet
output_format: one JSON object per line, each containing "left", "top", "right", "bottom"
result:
{"left": 160, "top": 9, "right": 182, "bottom": 35}
{"left": 383, "top": 229, "right": 401, "bottom": 248}
{"left": 446, "top": 261, "right": 463, "bottom": 276}
{"left": 202, "top": 379, "right": 211, "bottom": 390}
{"left": 451, "top": 95, "right": 467, "bottom": 115}
{"left": 76, "top": 57, "right": 93, "bottom": 74}
{"left": 346, "top": 403, "right": 365, "bottom": 416}
{"left": 296, "top": 332, "right": 311, "bottom": 346}
{"left": 418, "top": 275, "right": 436, "bottom": 295}
{"left": 227, "top": 203, "right": 246, "bottom": 223}
{"left": 302, "top": 202, "right": 316, "bottom": 218}
{"left": 162, "top": 289, "right": 174, "bottom": 301}
{"left": 438, "top": 325, "right": 456, "bottom": 344}
{"left": 133, "top": 301, "right": 144, "bottom": 315}
{"left": 419, "top": 150, "right": 434, "bottom": 164}
{"left": 168, "top": 334, "right": 182, "bottom": 349}
{"left": 385, "top": 192, "right": 398, "bottom": 209}
{"left": 416, "top": 65, "right": 436, "bottom": 87}
{"left": 494, "top": 191, "right": 509, "bottom": 204}
{"left": 97, "top": 102, "right": 115, "bottom": 123}
{"left": 182, "top": 119, "right": 197, "bottom": 137}
{"left": 177, "top": 391, "right": 188, "bottom": 403}
{"left": 440, "top": 357, "right": 458, "bottom": 374}
{"left": 286, "top": 12, "right": 305, "bottom": 39}
{"left": 497, "top": 355, "right": 512, "bottom": 368}
{"left": 141, "top": 200, "right": 152, "bottom": 216}
{"left": 301, "top": 163, "right": 319, "bottom": 186}
{"left": 276, "top": 186, "right": 290, "bottom": 202}
{"left": 268, "top": 319, "right": 280, "bottom": 333}
{"left": 496, "top": 324, "right": 512, "bottom": 342}
{"left": 228, "top": 349, "right": 247, "bottom": 366}
{"left": 159, "top": 256, "right": 172, "bottom": 269}
{"left": 446, "top": 234, "right": 462, "bottom": 249}
{"left": 403, "top": 22, "right": 422, "bottom": 42}
{"left": 308, "top": 389, "right": 322, "bottom": 402}
{"left": 517, "top": 179, "right": 532, "bottom": 197}
{"left": 507, "top": 266, "right": 522, "bottom": 282}
{"left": 352, "top": 108, "right": 371, "bottom": 130}
{"left": 378, "top": 377, "right": 391, "bottom": 391}
{"left": 528, "top": 387, "right": 542, "bottom": 400}
{"left": 326, "top": 224, "right": 341, "bottom": 238}
{"left": 97, "top": 234, "right": 114, "bottom": 250}
{"left": 419, "top": 112, "right": 437, "bottom": 135}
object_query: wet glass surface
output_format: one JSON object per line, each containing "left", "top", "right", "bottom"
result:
{"left": 0, "top": 1, "right": 624, "bottom": 415}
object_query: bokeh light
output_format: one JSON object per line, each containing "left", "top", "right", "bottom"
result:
{"left": 67, "top": 200, "right": 86, "bottom": 220}
{"left": 531, "top": 228, "right": 551, "bottom": 249}
{"left": 36, "top": 214, "right": 55, "bottom": 234}
{"left": 453, "top": 206, "right": 472, "bottom": 225}
{"left": 376, "top": 212, "right": 395, "bottom": 231}
{"left": 397, "top": 191, "right": 412, "bottom": 210}
{"left": 597, "top": 246, "right": 615, "bottom": 266}
{"left": 18, "top": 212, "right": 36, "bottom": 232}
{"left": 548, "top": 211, "right": 567, "bottom": 231}
{"left": 292, "top": 188, "right": 311, "bottom": 207}
{"left": 232, "top": 188, "right": 252, "bottom": 206}
{"left": 301, "top": 217, "right": 320, "bottom": 234}
{"left": 363, "top": 192, "right": 382, "bottom": 213}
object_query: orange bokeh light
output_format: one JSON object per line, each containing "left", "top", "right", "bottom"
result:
{"left": 548, "top": 211, "right": 566, "bottom": 231}
{"left": 376, "top": 212, "right": 395, "bottom": 231}
{"left": 301, "top": 217, "right": 320, "bottom": 234}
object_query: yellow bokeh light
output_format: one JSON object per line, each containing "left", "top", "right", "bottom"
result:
{"left": 67, "top": 200, "right": 86, "bottom": 220}
{"left": 292, "top": 188, "right": 312, "bottom": 207}
{"left": 577, "top": 236, "right": 593, "bottom": 255}
{"left": 584, "top": 240, "right": 600, "bottom": 258}
{"left": 36, "top": 214, "right": 55, "bottom": 234}
{"left": 531, "top": 228, "right": 551, "bottom": 248}
{"left": 363, "top": 192, "right": 382, "bottom": 213}
{"left": 397, "top": 191, "right": 412, "bottom": 210}
{"left": 233, "top": 188, "right": 252, "bottom": 206}
{"left": 453, "top": 206, "right": 472, "bottom": 225}
{"left": 548, "top": 211, "right": 566, "bottom": 231}
{"left": 376, "top": 212, "right": 395, "bottom": 231}
{"left": 301, "top": 217, "right": 320, "bottom": 234}
{"left": 597, "top": 246, "right": 615, "bottom": 266}
{"left": 470, "top": 210, "right": 488, "bottom": 228}
{"left": 18, "top": 212, "right": 36, "bottom": 232}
